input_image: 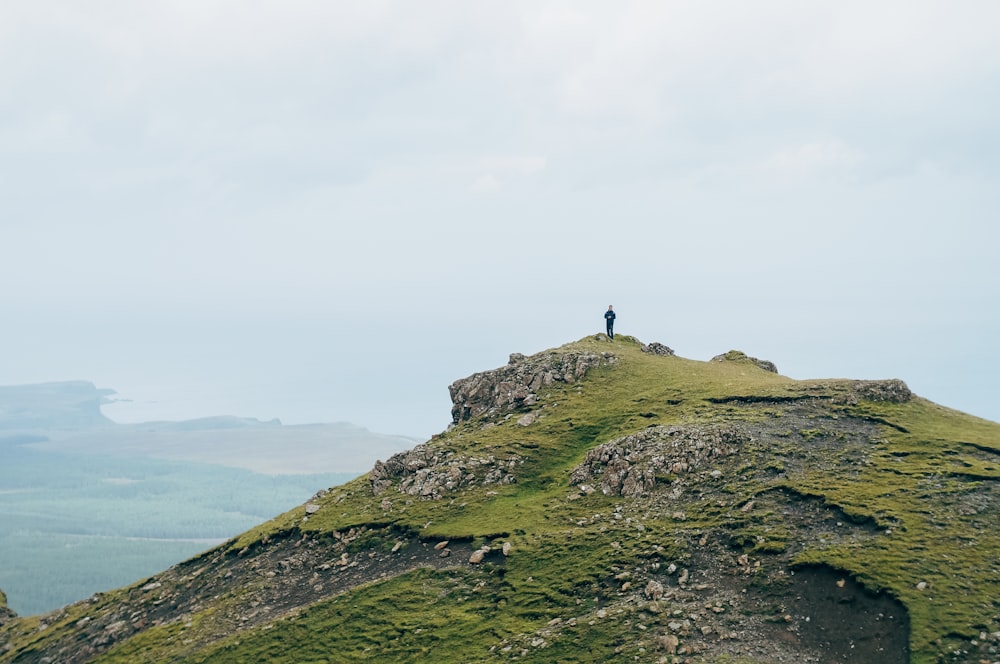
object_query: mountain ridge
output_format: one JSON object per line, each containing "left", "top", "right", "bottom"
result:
{"left": 1, "top": 335, "right": 998, "bottom": 663}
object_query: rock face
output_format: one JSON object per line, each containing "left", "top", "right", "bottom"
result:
{"left": 448, "top": 350, "right": 616, "bottom": 423}
{"left": 569, "top": 424, "right": 749, "bottom": 497}
{"left": 711, "top": 350, "right": 778, "bottom": 374}
{"left": 370, "top": 444, "right": 523, "bottom": 499}
{"left": 0, "top": 588, "right": 15, "bottom": 625}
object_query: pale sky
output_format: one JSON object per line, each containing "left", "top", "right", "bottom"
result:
{"left": 2, "top": 1, "right": 998, "bottom": 437}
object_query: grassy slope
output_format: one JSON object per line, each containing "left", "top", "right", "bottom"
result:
{"left": 6, "top": 336, "right": 998, "bottom": 663}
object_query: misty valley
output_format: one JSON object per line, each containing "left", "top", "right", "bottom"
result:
{"left": 0, "top": 382, "right": 416, "bottom": 617}
{"left": 0, "top": 444, "right": 354, "bottom": 616}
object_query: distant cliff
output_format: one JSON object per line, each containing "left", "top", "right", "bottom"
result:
{"left": 0, "top": 381, "right": 114, "bottom": 431}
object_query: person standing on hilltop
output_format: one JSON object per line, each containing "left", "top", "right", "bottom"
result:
{"left": 604, "top": 305, "right": 616, "bottom": 339}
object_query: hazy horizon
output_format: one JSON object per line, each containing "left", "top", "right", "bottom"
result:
{"left": 3, "top": 2, "right": 997, "bottom": 438}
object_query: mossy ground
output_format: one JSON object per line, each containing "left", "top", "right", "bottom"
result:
{"left": 3, "top": 336, "right": 998, "bottom": 663}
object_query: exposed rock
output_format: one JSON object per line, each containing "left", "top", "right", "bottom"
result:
{"left": 847, "top": 379, "right": 913, "bottom": 404}
{"left": 711, "top": 350, "right": 778, "bottom": 374}
{"left": 641, "top": 342, "right": 675, "bottom": 356}
{"left": 569, "top": 425, "right": 750, "bottom": 497}
{"left": 369, "top": 444, "right": 524, "bottom": 499}
{"left": 0, "top": 587, "right": 16, "bottom": 625}
{"left": 658, "top": 633, "right": 680, "bottom": 653}
{"left": 449, "top": 350, "right": 617, "bottom": 423}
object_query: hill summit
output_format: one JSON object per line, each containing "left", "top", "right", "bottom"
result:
{"left": 1, "top": 336, "right": 998, "bottom": 663}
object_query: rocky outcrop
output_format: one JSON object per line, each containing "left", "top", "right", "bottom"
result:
{"left": 641, "top": 342, "right": 675, "bottom": 356}
{"left": 711, "top": 350, "right": 778, "bottom": 374}
{"left": 370, "top": 444, "right": 523, "bottom": 499}
{"left": 847, "top": 379, "right": 913, "bottom": 404}
{"left": 448, "top": 350, "right": 616, "bottom": 423}
{"left": 0, "top": 588, "right": 15, "bottom": 625}
{"left": 569, "top": 424, "right": 750, "bottom": 497}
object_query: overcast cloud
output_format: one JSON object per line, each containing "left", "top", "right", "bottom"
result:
{"left": 2, "top": 1, "right": 998, "bottom": 437}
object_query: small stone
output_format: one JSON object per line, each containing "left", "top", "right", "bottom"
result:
{"left": 469, "top": 549, "right": 486, "bottom": 564}
{"left": 502, "top": 541, "right": 512, "bottom": 556}
{"left": 916, "top": 581, "right": 928, "bottom": 591}
{"left": 305, "top": 503, "right": 321, "bottom": 514}
{"left": 658, "top": 634, "right": 679, "bottom": 653}
{"left": 434, "top": 541, "right": 449, "bottom": 550}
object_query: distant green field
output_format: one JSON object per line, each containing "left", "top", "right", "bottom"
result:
{"left": 0, "top": 445, "right": 355, "bottom": 616}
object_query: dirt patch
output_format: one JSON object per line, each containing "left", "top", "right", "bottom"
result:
{"left": 766, "top": 565, "right": 909, "bottom": 663}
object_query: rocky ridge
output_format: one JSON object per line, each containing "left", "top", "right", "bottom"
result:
{"left": 448, "top": 347, "right": 616, "bottom": 423}
{"left": 711, "top": 350, "right": 778, "bottom": 374}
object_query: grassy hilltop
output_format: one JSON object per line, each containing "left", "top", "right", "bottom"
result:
{"left": 1, "top": 336, "right": 998, "bottom": 663}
